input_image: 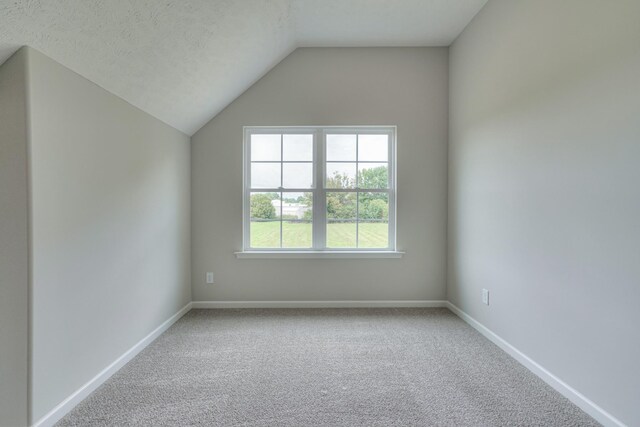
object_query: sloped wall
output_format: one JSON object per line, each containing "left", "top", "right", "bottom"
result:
{"left": 25, "top": 48, "right": 192, "bottom": 423}
{"left": 191, "top": 47, "right": 448, "bottom": 302}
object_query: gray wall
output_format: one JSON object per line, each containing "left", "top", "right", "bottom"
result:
{"left": 448, "top": 1, "right": 640, "bottom": 425}
{"left": 192, "top": 48, "right": 448, "bottom": 302}
{"left": 26, "top": 48, "right": 192, "bottom": 423}
{"left": 0, "top": 48, "right": 29, "bottom": 427}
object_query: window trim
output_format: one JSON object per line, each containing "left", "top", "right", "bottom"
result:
{"left": 242, "top": 126, "right": 398, "bottom": 254}
{"left": 234, "top": 251, "right": 404, "bottom": 259}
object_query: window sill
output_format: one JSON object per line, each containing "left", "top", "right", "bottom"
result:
{"left": 234, "top": 251, "right": 405, "bottom": 259}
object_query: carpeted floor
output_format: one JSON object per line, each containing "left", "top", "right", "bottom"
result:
{"left": 56, "top": 308, "right": 599, "bottom": 426}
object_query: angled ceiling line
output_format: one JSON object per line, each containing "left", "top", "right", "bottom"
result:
{"left": 0, "top": 0, "right": 488, "bottom": 135}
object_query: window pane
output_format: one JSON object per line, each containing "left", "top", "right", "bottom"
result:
{"left": 358, "top": 163, "right": 388, "bottom": 189}
{"left": 326, "top": 134, "right": 356, "bottom": 161}
{"left": 245, "top": 127, "right": 394, "bottom": 252}
{"left": 283, "top": 162, "right": 313, "bottom": 189}
{"left": 358, "top": 192, "right": 389, "bottom": 248}
{"left": 283, "top": 134, "right": 313, "bottom": 161}
{"left": 282, "top": 192, "right": 312, "bottom": 248}
{"left": 358, "top": 134, "right": 388, "bottom": 161}
{"left": 327, "top": 192, "right": 357, "bottom": 248}
{"left": 250, "top": 192, "right": 281, "bottom": 248}
{"left": 326, "top": 163, "right": 356, "bottom": 189}
{"left": 251, "top": 134, "right": 281, "bottom": 161}
{"left": 251, "top": 163, "right": 281, "bottom": 188}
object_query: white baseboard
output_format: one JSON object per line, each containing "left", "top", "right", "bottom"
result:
{"left": 31, "top": 300, "right": 623, "bottom": 427}
{"left": 192, "top": 300, "right": 448, "bottom": 309}
{"left": 31, "top": 302, "right": 193, "bottom": 427}
{"left": 445, "top": 302, "right": 625, "bottom": 427}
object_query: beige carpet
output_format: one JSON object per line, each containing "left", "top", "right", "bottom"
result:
{"left": 56, "top": 308, "right": 599, "bottom": 426}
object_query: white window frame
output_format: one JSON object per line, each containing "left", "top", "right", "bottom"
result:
{"left": 240, "top": 126, "right": 401, "bottom": 258}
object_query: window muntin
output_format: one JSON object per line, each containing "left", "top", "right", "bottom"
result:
{"left": 244, "top": 127, "right": 395, "bottom": 251}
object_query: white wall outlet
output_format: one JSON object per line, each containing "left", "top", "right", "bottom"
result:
{"left": 482, "top": 288, "right": 490, "bottom": 305}
{"left": 206, "top": 272, "right": 214, "bottom": 284}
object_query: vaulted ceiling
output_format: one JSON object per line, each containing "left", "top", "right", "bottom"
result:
{"left": 0, "top": 0, "right": 487, "bottom": 135}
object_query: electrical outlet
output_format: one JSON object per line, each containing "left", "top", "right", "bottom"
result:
{"left": 482, "top": 289, "right": 490, "bottom": 305}
{"left": 206, "top": 272, "right": 214, "bottom": 284}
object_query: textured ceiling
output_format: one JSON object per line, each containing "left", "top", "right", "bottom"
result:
{"left": 0, "top": 0, "right": 487, "bottom": 135}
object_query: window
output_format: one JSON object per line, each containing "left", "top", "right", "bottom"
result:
{"left": 243, "top": 126, "right": 396, "bottom": 253}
